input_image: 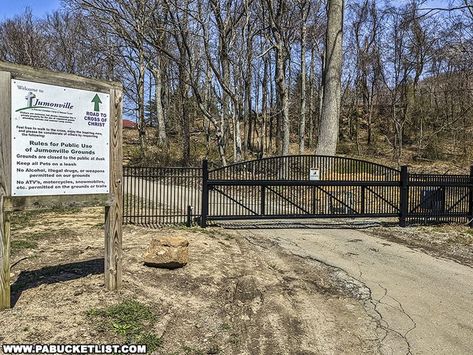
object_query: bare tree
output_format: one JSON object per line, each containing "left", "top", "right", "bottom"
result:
{"left": 316, "top": 0, "right": 344, "bottom": 155}
{"left": 0, "top": 9, "right": 47, "bottom": 68}
{"left": 269, "top": 0, "right": 296, "bottom": 155}
{"left": 145, "top": 5, "right": 168, "bottom": 145}
{"left": 5, "top": 0, "right": 473, "bottom": 167}
{"left": 68, "top": 0, "right": 155, "bottom": 147}
{"left": 298, "top": 0, "right": 311, "bottom": 153}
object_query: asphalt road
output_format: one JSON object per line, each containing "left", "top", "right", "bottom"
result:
{"left": 245, "top": 227, "right": 473, "bottom": 355}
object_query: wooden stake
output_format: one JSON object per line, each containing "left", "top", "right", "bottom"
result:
{"left": 0, "top": 207, "right": 11, "bottom": 310}
{"left": 0, "top": 70, "right": 11, "bottom": 310}
{"left": 104, "top": 87, "right": 123, "bottom": 291}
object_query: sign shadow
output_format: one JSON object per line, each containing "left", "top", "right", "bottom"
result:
{"left": 11, "top": 258, "right": 104, "bottom": 307}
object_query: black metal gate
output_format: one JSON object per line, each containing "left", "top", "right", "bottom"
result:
{"left": 200, "top": 155, "right": 473, "bottom": 227}
{"left": 123, "top": 155, "right": 473, "bottom": 228}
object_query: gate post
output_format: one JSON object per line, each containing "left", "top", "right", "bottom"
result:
{"left": 200, "top": 159, "right": 209, "bottom": 228}
{"left": 399, "top": 165, "right": 409, "bottom": 227}
{"left": 360, "top": 185, "right": 366, "bottom": 214}
{"left": 260, "top": 185, "right": 266, "bottom": 216}
{"left": 468, "top": 166, "right": 473, "bottom": 228}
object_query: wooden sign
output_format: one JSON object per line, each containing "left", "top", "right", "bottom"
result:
{"left": 0, "top": 62, "right": 123, "bottom": 310}
{"left": 11, "top": 80, "right": 111, "bottom": 196}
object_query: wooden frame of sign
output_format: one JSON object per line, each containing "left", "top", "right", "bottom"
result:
{"left": 0, "top": 62, "right": 123, "bottom": 310}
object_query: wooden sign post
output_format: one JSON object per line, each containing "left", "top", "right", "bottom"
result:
{"left": 0, "top": 62, "right": 123, "bottom": 310}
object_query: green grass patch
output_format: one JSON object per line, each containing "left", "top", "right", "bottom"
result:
{"left": 14, "top": 228, "right": 77, "bottom": 241}
{"left": 11, "top": 239, "right": 38, "bottom": 251}
{"left": 464, "top": 229, "right": 473, "bottom": 237}
{"left": 447, "top": 233, "right": 473, "bottom": 245}
{"left": 27, "top": 231, "right": 52, "bottom": 240}
{"left": 11, "top": 210, "right": 46, "bottom": 229}
{"left": 11, "top": 208, "right": 81, "bottom": 230}
{"left": 87, "top": 300, "right": 161, "bottom": 352}
{"left": 220, "top": 323, "right": 232, "bottom": 331}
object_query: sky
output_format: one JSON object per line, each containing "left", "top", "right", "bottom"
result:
{"left": 0, "top": 0, "right": 458, "bottom": 20}
{"left": 0, "top": 0, "right": 61, "bottom": 20}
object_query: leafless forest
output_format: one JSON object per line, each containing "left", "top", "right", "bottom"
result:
{"left": 1, "top": 0, "right": 473, "bottom": 168}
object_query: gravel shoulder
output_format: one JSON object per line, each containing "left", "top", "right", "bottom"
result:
{"left": 366, "top": 224, "right": 473, "bottom": 267}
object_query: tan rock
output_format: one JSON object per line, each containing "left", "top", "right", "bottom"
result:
{"left": 143, "top": 236, "right": 189, "bottom": 269}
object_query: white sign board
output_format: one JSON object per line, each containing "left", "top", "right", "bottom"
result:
{"left": 309, "top": 168, "right": 320, "bottom": 181}
{"left": 11, "top": 79, "right": 110, "bottom": 196}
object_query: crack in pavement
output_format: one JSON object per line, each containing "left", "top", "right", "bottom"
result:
{"left": 246, "top": 232, "right": 417, "bottom": 355}
{"left": 353, "top": 269, "right": 390, "bottom": 351}
{"left": 376, "top": 282, "right": 417, "bottom": 353}
{"left": 355, "top": 266, "right": 415, "bottom": 355}
{"left": 241, "top": 233, "right": 382, "bottom": 352}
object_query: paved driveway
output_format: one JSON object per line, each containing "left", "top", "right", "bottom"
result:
{"left": 244, "top": 227, "right": 473, "bottom": 354}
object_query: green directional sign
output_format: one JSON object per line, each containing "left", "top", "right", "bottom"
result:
{"left": 92, "top": 94, "right": 102, "bottom": 112}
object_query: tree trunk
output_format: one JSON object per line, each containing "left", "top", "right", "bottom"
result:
{"left": 299, "top": 19, "right": 307, "bottom": 154}
{"left": 245, "top": 65, "right": 253, "bottom": 153}
{"left": 318, "top": 53, "right": 325, "bottom": 142}
{"left": 308, "top": 45, "right": 315, "bottom": 148}
{"left": 244, "top": 22, "right": 253, "bottom": 155}
{"left": 261, "top": 55, "right": 269, "bottom": 157}
{"left": 179, "top": 59, "right": 191, "bottom": 165}
{"left": 180, "top": 75, "right": 191, "bottom": 166}
{"left": 152, "top": 58, "right": 166, "bottom": 145}
{"left": 275, "top": 43, "right": 290, "bottom": 155}
{"left": 204, "top": 64, "right": 212, "bottom": 157}
{"left": 316, "top": 0, "right": 344, "bottom": 156}
{"left": 138, "top": 48, "right": 146, "bottom": 146}
{"left": 233, "top": 109, "right": 242, "bottom": 162}
{"left": 269, "top": 55, "right": 274, "bottom": 151}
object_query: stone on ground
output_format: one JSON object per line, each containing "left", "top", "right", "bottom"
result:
{"left": 143, "top": 236, "right": 189, "bottom": 269}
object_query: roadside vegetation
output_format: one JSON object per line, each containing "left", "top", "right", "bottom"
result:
{"left": 87, "top": 300, "right": 162, "bottom": 352}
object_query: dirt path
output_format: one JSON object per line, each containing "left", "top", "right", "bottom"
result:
{"left": 0, "top": 208, "right": 381, "bottom": 354}
{"left": 243, "top": 227, "right": 473, "bottom": 354}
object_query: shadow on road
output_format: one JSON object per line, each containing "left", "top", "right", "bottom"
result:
{"left": 212, "top": 219, "right": 399, "bottom": 230}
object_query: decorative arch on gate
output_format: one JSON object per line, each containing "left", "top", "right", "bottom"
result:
{"left": 209, "top": 155, "right": 400, "bottom": 182}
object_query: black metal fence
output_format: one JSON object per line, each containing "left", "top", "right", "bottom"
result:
{"left": 406, "top": 172, "right": 473, "bottom": 225}
{"left": 123, "top": 166, "right": 201, "bottom": 227}
{"left": 123, "top": 156, "right": 473, "bottom": 228}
